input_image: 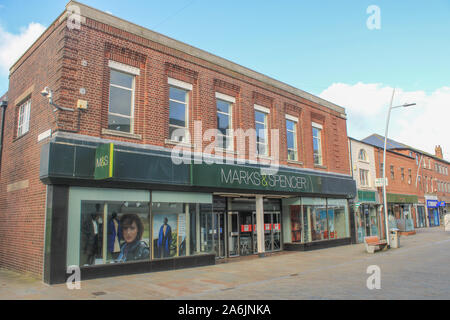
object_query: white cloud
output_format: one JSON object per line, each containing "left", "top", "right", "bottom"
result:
{"left": 0, "top": 22, "right": 46, "bottom": 74}
{"left": 320, "top": 82, "right": 450, "bottom": 160}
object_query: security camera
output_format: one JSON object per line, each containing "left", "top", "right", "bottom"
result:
{"left": 41, "top": 87, "right": 52, "bottom": 100}
{"left": 40, "top": 86, "right": 73, "bottom": 112}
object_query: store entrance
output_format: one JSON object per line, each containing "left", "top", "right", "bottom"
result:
{"left": 213, "top": 212, "right": 226, "bottom": 259}
{"left": 264, "top": 212, "right": 282, "bottom": 252}
{"left": 239, "top": 211, "right": 255, "bottom": 256}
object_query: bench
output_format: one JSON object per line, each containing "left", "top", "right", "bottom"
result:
{"left": 364, "top": 236, "right": 387, "bottom": 254}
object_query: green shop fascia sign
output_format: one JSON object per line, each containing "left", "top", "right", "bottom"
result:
{"left": 94, "top": 143, "right": 114, "bottom": 180}
{"left": 191, "top": 163, "right": 322, "bottom": 193}
{"left": 387, "top": 193, "right": 418, "bottom": 204}
{"left": 358, "top": 190, "right": 377, "bottom": 203}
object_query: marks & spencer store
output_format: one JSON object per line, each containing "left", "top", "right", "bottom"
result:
{"left": 41, "top": 133, "right": 356, "bottom": 284}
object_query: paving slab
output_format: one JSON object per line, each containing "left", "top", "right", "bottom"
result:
{"left": 0, "top": 227, "right": 449, "bottom": 300}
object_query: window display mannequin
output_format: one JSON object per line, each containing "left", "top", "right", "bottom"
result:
{"left": 108, "top": 212, "right": 122, "bottom": 260}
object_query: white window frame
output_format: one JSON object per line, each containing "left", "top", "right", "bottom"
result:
{"left": 17, "top": 99, "right": 31, "bottom": 137}
{"left": 108, "top": 64, "right": 136, "bottom": 134}
{"left": 286, "top": 115, "right": 298, "bottom": 161}
{"left": 358, "top": 149, "right": 368, "bottom": 161}
{"left": 359, "top": 168, "right": 370, "bottom": 187}
{"left": 312, "top": 122, "right": 323, "bottom": 165}
{"left": 254, "top": 105, "right": 270, "bottom": 156}
{"left": 216, "top": 94, "right": 234, "bottom": 151}
{"left": 168, "top": 79, "right": 191, "bottom": 143}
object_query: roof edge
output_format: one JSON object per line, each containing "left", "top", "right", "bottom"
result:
{"left": 66, "top": 0, "right": 346, "bottom": 116}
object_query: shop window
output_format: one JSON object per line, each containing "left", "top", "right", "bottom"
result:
{"left": 312, "top": 123, "right": 323, "bottom": 165}
{"left": 79, "top": 201, "right": 150, "bottom": 266}
{"left": 216, "top": 96, "right": 233, "bottom": 150}
{"left": 151, "top": 191, "right": 213, "bottom": 259}
{"left": 17, "top": 99, "right": 31, "bottom": 137}
{"left": 108, "top": 67, "right": 136, "bottom": 133}
{"left": 302, "top": 198, "right": 324, "bottom": 241}
{"left": 254, "top": 105, "right": 270, "bottom": 156}
{"left": 290, "top": 205, "right": 302, "bottom": 242}
{"left": 286, "top": 117, "right": 298, "bottom": 161}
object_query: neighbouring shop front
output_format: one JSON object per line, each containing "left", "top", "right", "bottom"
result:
{"left": 427, "top": 200, "right": 441, "bottom": 227}
{"left": 40, "top": 133, "right": 356, "bottom": 284}
{"left": 387, "top": 193, "right": 417, "bottom": 233}
{"left": 354, "top": 190, "right": 381, "bottom": 243}
{"left": 415, "top": 202, "right": 427, "bottom": 228}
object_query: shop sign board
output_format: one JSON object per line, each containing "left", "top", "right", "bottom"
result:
{"left": 94, "top": 143, "right": 114, "bottom": 180}
{"left": 427, "top": 200, "right": 439, "bottom": 208}
{"left": 375, "top": 178, "right": 388, "bottom": 187}
{"left": 264, "top": 224, "right": 272, "bottom": 231}
{"left": 191, "top": 163, "right": 322, "bottom": 194}
{"left": 438, "top": 201, "right": 446, "bottom": 207}
{"left": 241, "top": 225, "right": 252, "bottom": 232}
{"left": 387, "top": 193, "right": 418, "bottom": 204}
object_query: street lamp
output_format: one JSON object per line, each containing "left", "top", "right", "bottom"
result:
{"left": 382, "top": 88, "right": 416, "bottom": 247}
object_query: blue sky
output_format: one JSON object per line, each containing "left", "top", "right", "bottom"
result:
{"left": 0, "top": 0, "right": 449, "bottom": 158}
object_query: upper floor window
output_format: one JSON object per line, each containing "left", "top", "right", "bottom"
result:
{"left": 390, "top": 165, "right": 395, "bottom": 180}
{"left": 358, "top": 149, "right": 368, "bottom": 161}
{"left": 108, "top": 61, "right": 139, "bottom": 133}
{"left": 17, "top": 99, "right": 31, "bottom": 137}
{"left": 168, "top": 78, "right": 192, "bottom": 143}
{"left": 380, "top": 163, "right": 384, "bottom": 178}
{"left": 416, "top": 154, "right": 419, "bottom": 165}
{"left": 401, "top": 168, "right": 405, "bottom": 182}
{"left": 418, "top": 176, "right": 422, "bottom": 189}
{"left": 312, "top": 122, "right": 323, "bottom": 165}
{"left": 286, "top": 115, "right": 298, "bottom": 161}
{"left": 408, "top": 169, "right": 412, "bottom": 185}
{"left": 435, "top": 163, "right": 439, "bottom": 172}
{"left": 216, "top": 93, "right": 234, "bottom": 150}
{"left": 359, "top": 169, "right": 369, "bottom": 187}
{"left": 255, "top": 105, "right": 270, "bottom": 156}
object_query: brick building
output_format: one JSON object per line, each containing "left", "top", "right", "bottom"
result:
{"left": 362, "top": 134, "right": 450, "bottom": 236}
{"left": 0, "top": 1, "right": 356, "bottom": 284}
{"left": 348, "top": 138, "right": 383, "bottom": 243}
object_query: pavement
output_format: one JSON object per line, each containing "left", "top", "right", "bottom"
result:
{"left": 1, "top": 226, "right": 449, "bottom": 300}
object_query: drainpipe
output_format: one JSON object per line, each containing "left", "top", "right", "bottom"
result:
{"left": 0, "top": 99, "right": 8, "bottom": 171}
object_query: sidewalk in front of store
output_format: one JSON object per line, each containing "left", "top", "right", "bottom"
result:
{"left": 0, "top": 226, "right": 449, "bottom": 300}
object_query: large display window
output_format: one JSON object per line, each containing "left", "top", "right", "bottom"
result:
{"left": 283, "top": 197, "right": 350, "bottom": 244}
{"left": 151, "top": 191, "right": 214, "bottom": 259}
{"left": 68, "top": 188, "right": 213, "bottom": 268}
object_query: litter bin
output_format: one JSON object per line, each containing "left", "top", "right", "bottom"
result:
{"left": 390, "top": 228, "right": 400, "bottom": 248}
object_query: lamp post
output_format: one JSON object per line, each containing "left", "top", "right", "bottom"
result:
{"left": 382, "top": 89, "right": 416, "bottom": 247}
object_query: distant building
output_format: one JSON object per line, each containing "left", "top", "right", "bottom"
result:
{"left": 362, "top": 134, "right": 449, "bottom": 233}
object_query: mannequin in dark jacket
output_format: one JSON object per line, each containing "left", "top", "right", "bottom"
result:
{"left": 117, "top": 213, "right": 150, "bottom": 263}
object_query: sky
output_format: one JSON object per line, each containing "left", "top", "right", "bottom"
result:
{"left": 0, "top": 0, "right": 449, "bottom": 159}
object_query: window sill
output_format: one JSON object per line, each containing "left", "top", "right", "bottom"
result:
{"left": 257, "top": 155, "right": 273, "bottom": 161}
{"left": 13, "top": 131, "right": 30, "bottom": 143}
{"left": 214, "top": 147, "right": 237, "bottom": 155}
{"left": 164, "top": 139, "right": 193, "bottom": 148}
{"left": 287, "top": 160, "right": 304, "bottom": 165}
{"left": 102, "top": 129, "right": 142, "bottom": 140}
{"left": 314, "top": 164, "right": 327, "bottom": 169}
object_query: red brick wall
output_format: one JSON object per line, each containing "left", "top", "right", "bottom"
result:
{"left": 0, "top": 20, "right": 66, "bottom": 277}
{"left": 0, "top": 13, "right": 352, "bottom": 277}
{"left": 53, "top": 16, "right": 351, "bottom": 175}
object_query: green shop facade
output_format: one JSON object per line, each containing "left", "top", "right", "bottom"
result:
{"left": 40, "top": 133, "right": 357, "bottom": 284}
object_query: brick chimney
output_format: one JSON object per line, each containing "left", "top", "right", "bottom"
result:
{"left": 435, "top": 145, "right": 443, "bottom": 159}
